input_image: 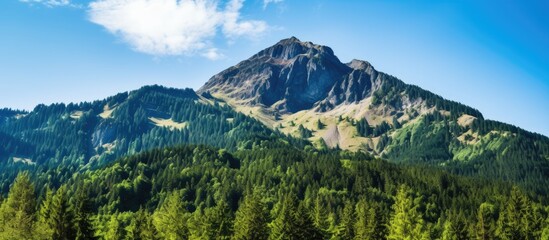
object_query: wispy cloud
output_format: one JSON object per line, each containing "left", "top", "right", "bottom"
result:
{"left": 263, "top": 0, "right": 283, "bottom": 9}
{"left": 88, "top": 0, "right": 269, "bottom": 59}
{"left": 19, "top": 0, "right": 73, "bottom": 7}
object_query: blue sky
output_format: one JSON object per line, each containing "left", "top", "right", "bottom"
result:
{"left": 1, "top": 0, "right": 548, "bottom": 136}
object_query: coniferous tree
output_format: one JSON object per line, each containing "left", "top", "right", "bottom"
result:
{"left": 354, "top": 198, "right": 375, "bottom": 239}
{"left": 36, "top": 187, "right": 54, "bottom": 239}
{"left": 270, "top": 193, "right": 299, "bottom": 239}
{"left": 476, "top": 203, "right": 496, "bottom": 240}
{"left": 104, "top": 213, "right": 124, "bottom": 240}
{"left": 392, "top": 116, "right": 401, "bottom": 129}
{"left": 312, "top": 194, "right": 330, "bottom": 235}
{"left": 496, "top": 186, "right": 532, "bottom": 240}
{"left": 294, "top": 202, "right": 324, "bottom": 240}
{"left": 335, "top": 200, "right": 355, "bottom": 239}
{"left": 201, "top": 201, "right": 234, "bottom": 240}
{"left": 127, "top": 208, "right": 158, "bottom": 240}
{"left": 270, "top": 193, "right": 322, "bottom": 240}
{"left": 153, "top": 191, "right": 189, "bottom": 240}
{"left": 444, "top": 213, "right": 469, "bottom": 240}
{"left": 233, "top": 191, "right": 270, "bottom": 240}
{"left": 50, "top": 185, "right": 76, "bottom": 240}
{"left": 316, "top": 119, "right": 324, "bottom": 130}
{"left": 356, "top": 118, "right": 371, "bottom": 137}
{"left": 73, "top": 185, "right": 96, "bottom": 240}
{"left": 0, "top": 172, "right": 36, "bottom": 240}
{"left": 387, "top": 184, "right": 429, "bottom": 240}
{"left": 441, "top": 220, "right": 458, "bottom": 240}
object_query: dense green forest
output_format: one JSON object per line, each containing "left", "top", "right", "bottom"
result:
{"left": 1, "top": 144, "right": 549, "bottom": 239}
{"left": 0, "top": 85, "right": 306, "bottom": 193}
{"left": 1, "top": 85, "right": 549, "bottom": 239}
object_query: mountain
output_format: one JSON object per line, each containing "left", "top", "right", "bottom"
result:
{"left": 200, "top": 37, "right": 549, "bottom": 194}
{"left": 199, "top": 37, "right": 484, "bottom": 150}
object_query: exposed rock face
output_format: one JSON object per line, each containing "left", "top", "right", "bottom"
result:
{"left": 199, "top": 37, "right": 384, "bottom": 113}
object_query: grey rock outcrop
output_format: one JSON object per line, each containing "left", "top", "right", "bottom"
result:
{"left": 199, "top": 37, "right": 385, "bottom": 113}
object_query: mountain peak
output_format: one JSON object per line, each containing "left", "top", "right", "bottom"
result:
{"left": 254, "top": 36, "right": 336, "bottom": 60}
{"left": 279, "top": 36, "right": 301, "bottom": 43}
{"left": 200, "top": 37, "right": 351, "bottom": 113}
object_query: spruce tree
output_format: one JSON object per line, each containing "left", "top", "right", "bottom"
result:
{"left": 0, "top": 172, "right": 36, "bottom": 240}
{"left": 233, "top": 191, "right": 270, "bottom": 240}
{"left": 387, "top": 184, "right": 429, "bottom": 240}
{"left": 316, "top": 119, "right": 324, "bottom": 130}
{"left": 127, "top": 208, "right": 158, "bottom": 240}
{"left": 335, "top": 200, "right": 354, "bottom": 239}
{"left": 476, "top": 203, "right": 496, "bottom": 240}
{"left": 355, "top": 198, "right": 375, "bottom": 239}
{"left": 153, "top": 191, "right": 189, "bottom": 240}
{"left": 104, "top": 213, "right": 124, "bottom": 240}
{"left": 203, "top": 201, "right": 234, "bottom": 240}
{"left": 270, "top": 193, "right": 299, "bottom": 239}
{"left": 50, "top": 185, "right": 76, "bottom": 240}
{"left": 269, "top": 193, "right": 322, "bottom": 240}
{"left": 294, "top": 202, "right": 324, "bottom": 240}
{"left": 496, "top": 186, "right": 532, "bottom": 240}
{"left": 73, "top": 185, "right": 96, "bottom": 240}
{"left": 441, "top": 220, "right": 457, "bottom": 240}
{"left": 312, "top": 194, "right": 330, "bottom": 234}
{"left": 36, "top": 187, "right": 54, "bottom": 239}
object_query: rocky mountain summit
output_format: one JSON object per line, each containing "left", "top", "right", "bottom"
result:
{"left": 200, "top": 37, "right": 383, "bottom": 113}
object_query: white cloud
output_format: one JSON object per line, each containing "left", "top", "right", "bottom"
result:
{"left": 201, "top": 48, "right": 225, "bottom": 60}
{"left": 223, "top": 0, "right": 267, "bottom": 39}
{"left": 19, "top": 0, "right": 73, "bottom": 7}
{"left": 263, "top": 0, "right": 282, "bottom": 9}
{"left": 88, "top": 0, "right": 269, "bottom": 58}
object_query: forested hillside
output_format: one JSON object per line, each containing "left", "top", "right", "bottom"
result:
{"left": 0, "top": 85, "right": 305, "bottom": 193}
{"left": 1, "top": 144, "right": 549, "bottom": 239}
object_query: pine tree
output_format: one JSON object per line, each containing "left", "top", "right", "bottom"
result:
{"left": 153, "top": 191, "right": 189, "bottom": 240}
{"left": 442, "top": 213, "right": 469, "bottom": 240}
{"left": 294, "top": 202, "right": 324, "bottom": 240}
{"left": 312, "top": 194, "right": 330, "bottom": 234}
{"left": 0, "top": 172, "right": 36, "bottom": 240}
{"left": 73, "top": 185, "right": 96, "bottom": 240}
{"left": 202, "top": 201, "right": 234, "bottom": 240}
{"left": 335, "top": 200, "right": 354, "bottom": 239}
{"left": 316, "top": 119, "right": 324, "bottom": 130}
{"left": 270, "top": 193, "right": 322, "bottom": 240}
{"left": 354, "top": 198, "right": 379, "bottom": 240}
{"left": 270, "top": 193, "right": 299, "bottom": 239}
{"left": 104, "top": 213, "right": 124, "bottom": 240}
{"left": 441, "top": 220, "right": 457, "bottom": 240}
{"left": 50, "top": 185, "right": 76, "bottom": 240}
{"left": 387, "top": 184, "right": 429, "bottom": 240}
{"left": 476, "top": 203, "right": 496, "bottom": 240}
{"left": 36, "top": 187, "right": 54, "bottom": 239}
{"left": 233, "top": 191, "right": 270, "bottom": 240}
{"left": 127, "top": 208, "right": 158, "bottom": 240}
{"left": 496, "top": 186, "right": 532, "bottom": 240}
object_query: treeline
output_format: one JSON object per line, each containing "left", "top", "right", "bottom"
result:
{"left": 2, "top": 144, "right": 549, "bottom": 239}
